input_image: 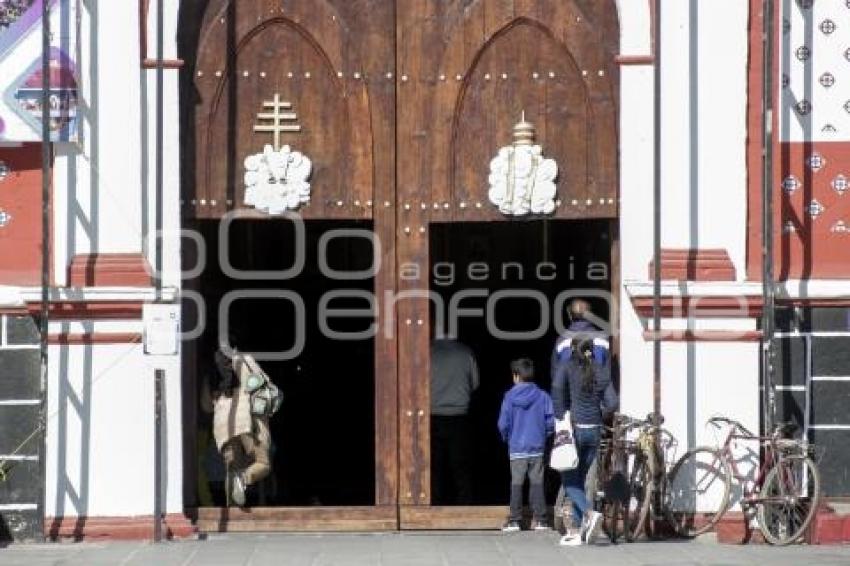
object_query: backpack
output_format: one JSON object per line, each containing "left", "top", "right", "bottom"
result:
{"left": 249, "top": 379, "right": 283, "bottom": 418}
{"left": 239, "top": 354, "right": 284, "bottom": 418}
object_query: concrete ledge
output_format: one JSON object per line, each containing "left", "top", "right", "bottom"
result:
{"left": 46, "top": 514, "right": 196, "bottom": 541}
{"left": 716, "top": 505, "right": 850, "bottom": 545}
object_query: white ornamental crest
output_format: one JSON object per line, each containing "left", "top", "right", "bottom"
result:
{"left": 488, "top": 114, "right": 558, "bottom": 216}
{"left": 244, "top": 144, "right": 312, "bottom": 215}
{"left": 243, "top": 94, "right": 312, "bottom": 214}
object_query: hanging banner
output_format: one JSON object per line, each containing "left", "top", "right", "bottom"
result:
{"left": 0, "top": 0, "right": 78, "bottom": 142}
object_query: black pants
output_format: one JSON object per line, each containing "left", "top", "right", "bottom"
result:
{"left": 431, "top": 415, "right": 474, "bottom": 505}
{"left": 509, "top": 456, "right": 546, "bottom": 522}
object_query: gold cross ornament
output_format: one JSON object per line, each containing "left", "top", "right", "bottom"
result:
{"left": 253, "top": 93, "right": 302, "bottom": 151}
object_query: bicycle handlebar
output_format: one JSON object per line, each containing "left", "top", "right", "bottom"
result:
{"left": 616, "top": 412, "right": 664, "bottom": 426}
{"left": 707, "top": 415, "right": 756, "bottom": 438}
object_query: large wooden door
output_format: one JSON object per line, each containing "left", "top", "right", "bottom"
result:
{"left": 185, "top": 0, "right": 618, "bottom": 530}
{"left": 394, "top": 0, "right": 619, "bottom": 527}
{"left": 186, "top": 0, "right": 398, "bottom": 528}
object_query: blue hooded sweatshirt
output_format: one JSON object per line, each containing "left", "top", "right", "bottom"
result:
{"left": 497, "top": 382, "right": 555, "bottom": 459}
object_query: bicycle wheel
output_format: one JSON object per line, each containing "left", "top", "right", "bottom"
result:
{"left": 597, "top": 471, "right": 625, "bottom": 544}
{"left": 645, "top": 463, "right": 672, "bottom": 541}
{"left": 603, "top": 444, "right": 630, "bottom": 543}
{"left": 624, "top": 452, "right": 653, "bottom": 542}
{"left": 666, "top": 446, "right": 732, "bottom": 537}
{"left": 602, "top": 500, "right": 623, "bottom": 543}
{"left": 757, "top": 456, "right": 821, "bottom": 545}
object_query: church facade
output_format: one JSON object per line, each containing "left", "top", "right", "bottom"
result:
{"left": 0, "top": 0, "right": 848, "bottom": 541}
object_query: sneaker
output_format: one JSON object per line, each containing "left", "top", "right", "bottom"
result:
{"left": 560, "top": 533, "right": 584, "bottom": 546}
{"left": 502, "top": 521, "right": 521, "bottom": 533}
{"left": 531, "top": 520, "right": 550, "bottom": 531}
{"left": 230, "top": 472, "right": 247, "bottom": 507}
{"left": 558, "top": 527, "right": 582, "bottom": 546}
{"left": 583, "top": 511, "right": 604, "bottom": 544}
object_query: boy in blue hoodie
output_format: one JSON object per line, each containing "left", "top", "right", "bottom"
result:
{"left": 498, "top": 358, "right": 555, "bottom": 532}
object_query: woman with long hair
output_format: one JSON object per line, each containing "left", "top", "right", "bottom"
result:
{"left": 551, "top": 336, "right": 619, "bottom": 545}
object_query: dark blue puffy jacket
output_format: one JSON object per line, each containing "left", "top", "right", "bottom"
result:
{"left": 551, "top": 357, "right": 618, "bottom": 425}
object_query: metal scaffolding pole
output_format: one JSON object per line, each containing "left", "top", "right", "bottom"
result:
{"left": 153, "top": 0, "right": 165, "bottom": 543}
{"left": 37, "top": 0, "right": 52, "bottom": 542}
{"left": 141, "top": 0, "right": 183, "bottom": 541}
{"left": 652, "top": 0, "right": 663, "bottom": 418}
{"left": 761, "top": 0, "right": 776, "bottom": 435}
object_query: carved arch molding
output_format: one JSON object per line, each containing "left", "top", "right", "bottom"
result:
{"left": 183, "top": 0, "right": 620, "bottom": 222}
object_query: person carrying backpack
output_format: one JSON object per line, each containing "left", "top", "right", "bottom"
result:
{"left": 211, "top": 334, "right": 282, "bottom": 507}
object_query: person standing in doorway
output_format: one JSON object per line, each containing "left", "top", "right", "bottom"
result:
{"left": 211, "top": 334, "right": 278, "bottom": 507}
{"left": 551, "top": 337, "right": 619, "bottom": 545}
{"left": 498, "top": 359, "right": 554, "bottom": 532}
{"left": 430, "top": 333, "right": 480, "bottom": 505}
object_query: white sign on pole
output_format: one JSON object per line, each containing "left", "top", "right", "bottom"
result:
{"left": 143, "top": 303, "right": 180, "bottom": 356}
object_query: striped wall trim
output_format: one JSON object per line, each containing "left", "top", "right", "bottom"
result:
{"left": 0, "top": 455, "right": 38, "bottom": 461}
{"left": 812, "top": 376, "right": 850, "bottom": 382}
{"left": 643, "top": 330, "right": 763, "bottom": 342}
{"left": 810, "top": 425, "right": 850, "bottom": 431}
{"left": 776, "top": 385, "right": 806, "bottom": 391}
{"left": 0, "top": 399, "right": 40, "bottom": 406}
{"left": 48, "top": 332, "right": 143, "bottom": 345}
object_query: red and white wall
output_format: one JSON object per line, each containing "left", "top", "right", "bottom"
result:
{"left": 618, "top": 0, "right": 761, "bottom": 516}
{"left": 0, "top": 0, "right": 847, "bottom": 540}
{"left": 0, "top": 0, "right": 187, "bottom": 539}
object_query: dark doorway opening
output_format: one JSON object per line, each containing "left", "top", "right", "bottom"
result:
{"left": 189, "top": 219, "right": 376, "bottom": 507}
{"left": 429, "top": 220, "right": 613, "bottom": 506}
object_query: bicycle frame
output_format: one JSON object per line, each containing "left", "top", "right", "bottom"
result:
{"left": 714, "top": 423, "right": 808, "bottom": 508}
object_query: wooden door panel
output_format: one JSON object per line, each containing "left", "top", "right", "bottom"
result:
{"left": 396, "top": 0, "right": 619, "bottom": 508}
{"left": 187, "top": 0, "right": 397, "bottom": 508}
{"left": 397, "top": 0, "right": 619, "bottom": 226}
{"left": 191, "top": 0, "right": 385, "bottom": 221}
{"left": 452, "top": 22, "right": 591, "bottom": 218}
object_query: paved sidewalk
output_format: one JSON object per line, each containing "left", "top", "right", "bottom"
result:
{"left": 2, "top": 532, "right": 849, "bottom": 565}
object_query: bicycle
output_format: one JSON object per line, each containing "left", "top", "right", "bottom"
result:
{"left": 553, "top": 416, "right": 632, "bottom": 542}
{"left": 588, "top": 414, "right": 634, "bottom": 543}
{"left": 618, "top": 412, "right": 679, "bottom": 541}
{"left": 556, "top": 413, "right": 675, "bottom": 543}
{"left": 666, "top": 416, "right": 822, "bottom": 545}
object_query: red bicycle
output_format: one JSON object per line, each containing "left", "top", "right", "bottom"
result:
{"left": 666, "top": 416, "right": 821, "bottom": 545}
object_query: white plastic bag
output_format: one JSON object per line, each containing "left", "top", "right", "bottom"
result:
{"left": 550, "top": 415, "right": 578, "bottom": 471}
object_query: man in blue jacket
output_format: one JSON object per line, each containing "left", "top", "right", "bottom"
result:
{"left": 498, "top": 359, "right": 555, "bottom": 532}
{"left": 550, "top": 299, "right": 610, "bottom": 382}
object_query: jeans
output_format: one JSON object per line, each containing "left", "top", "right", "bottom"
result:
{"left": 508, "top": 456, "right": 546, "bottom": 523}
{"left": 561, "top": 426, "right": 600, "bottom": 526}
